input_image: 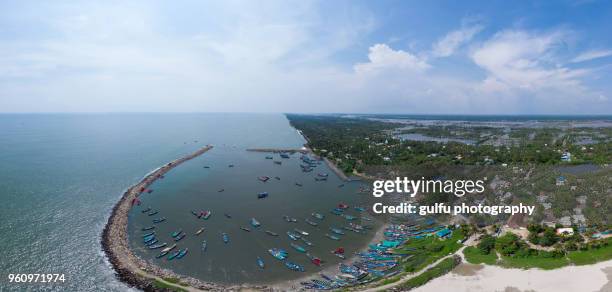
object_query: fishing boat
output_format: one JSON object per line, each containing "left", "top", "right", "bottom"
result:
{"left": 343, "top": 215, "right": 356, "bottom": 221}
{"left": 338, "top": 184, "right": 345, "bottom": 188}
{"left": 141, "top": 226, "right": 155, "bottom": 231}
{"left": 147, "top": 210, "right": 158, "bottom": 216}
{"left": 354, "top": 206, "right": 365, "bottom": 212}
{"left": 306, "top": 253, "right": 322, "bottom": 266}
{"left": 176, "top": 248, "right": 188, "bottom": 259}
{"left": 285, "top": 261, "right": 305, "bottom": 272}
{"left": 250, "top": 218, "right": 261, "bottom": 227}
{"left": 330, "top": 209, "right": 343, "bottom": 216}
{"left": 265, "top": 156, "right": 273, "bottom": 159}
{"left": 330, "top": 227, "right": 345, "bottom": 235}
{"left": 287, "top": 231, "right": 300, "bottom": 241}
{"left": 218, "top": 189, "right": 225, "bottom": 192}
{"left": 338, "top": 203, "right": 349, "bottom": 209}
{"left": 274, "top": 161, "right": 282, "bottom": 165}
{"left": 305, "top": 219, "right": 318, "bottom": 226}
{"left": 160, "top": 244, "right": 176, "bottom": 254}
{"left": 201, "top": 211, "right": 212, "bottom": 220}
{"left": 174, "top": 233, "right": 186, "bottom": 242}
{"left": 203, "top": 166, "right": 210, "bottom": 168}
{"left": 222, "top": 233, "right": 229, "bottom": 243}
{"left": 283, "top": 215, "right": 297, "bottom": 223}
{"left": 265, "top": 230, "right": 279, "bottom": 236}
{"left": 318, "top": 173, "right": 329, "bottom": 177}
{"left": 141, "top": 207, "right": 152, "bottom": 213}
{"left": 274, "top": 176, "right": 280, "bottom": 180}
{"left": 291, "top": 243, "right": 307, "bottom": 253}
{"left": 332, "top": 247, "right": 346, "bottom": 259}
{"left": 314, "top": 177, "right": 327, "bottom": 181}
{"left": 152, "top": 217, "right": 166, "bottom": 224}
{"left": 312, "top": 213, "right": 324, "bottom": 220}
{"left": 228, "top": 164, "right": 234, "bottom": 167}
{"left": 268, "top": 248, "right": 288, "bottom": 260}
{"left": 325, "top": 233, "right": 340, "bottom": 240}
{"left": 167, "top": 250, "right": 181, "bottom": 260}
{"left": 195, "top": 227, "right": 205, "bottom": 235}
{"left": 149, "top": 243, "right": 167, "bottom": 249}
{"left": 224, "top": 213, "right": 232, "bottom": 218}
{"left": 171, "top": 230, "right": 183, "bottom": 238}
{"left": 258, "top": 176, "right": 270, "bottom": 182}
{"left": 142, "top": 232, "right": 155, "bottom": 237}
{"left": 156, "top": 251, "right": 169, "bottom": 258}
{"left": 294, "top": 228, "right": 309, "bottom": 236}
{"left": 257, "top": 192, "right": 268, "bottom": 199}
{"left": 280, "top": 153, "right": 290, "bottom": 159}
{"left": 240, "top": 226, "right": 251, "bottom": 232}
{"left": 257, "top": 257, "right": 265, "bottom": 269}
{"left": 191, "top": 210, "right": 199, "bottom": 217}
{"left": 295, "top": 182, "right": 303, "bottom": 187}
{"left": 301, "top": 238, "right": 314, "bottom": 246}
{"left": 147, "top": 189, "right": 154, "bottom": 194}
{"left": 145, "top": 239, "right": 158, "bottom": 246}
{"left": 201, "top": 240, "right": 207, "bottom": 252}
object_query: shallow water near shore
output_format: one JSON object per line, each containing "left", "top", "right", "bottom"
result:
{"left": 0, "top": 113, "right": 381, "bottom": 291}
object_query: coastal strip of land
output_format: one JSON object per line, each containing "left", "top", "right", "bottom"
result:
{"left": 101, "top": 145, "right": 233, "bottom": 292}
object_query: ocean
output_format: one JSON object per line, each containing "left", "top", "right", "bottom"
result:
{"left": 0, "top": 113, "right": 379, "bottom": 291}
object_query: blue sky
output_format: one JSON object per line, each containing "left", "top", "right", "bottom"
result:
{"left": 1, "top": 0, "right": 611, "bottom": 114}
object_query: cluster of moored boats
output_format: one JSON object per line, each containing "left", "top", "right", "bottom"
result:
{"left": 136, "top": 151, "right": 425, "bottom": 286}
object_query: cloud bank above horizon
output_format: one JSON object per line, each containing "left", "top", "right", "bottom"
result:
{"left": 1, "top": 0, "right": 611, "bottom": 114}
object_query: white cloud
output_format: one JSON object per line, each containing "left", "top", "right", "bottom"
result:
{"left": 571, "top": 49, "right": 612, "bottom": 63}
{"left": 353, "top": 44, "right": 429, "bottom": 74}
{"left": 432, "top": 24, "right": 483, "bottom": 57}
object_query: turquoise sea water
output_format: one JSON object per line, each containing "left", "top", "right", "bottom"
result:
{"left": 0, "top": 113, "right": 380, "bottom": 291}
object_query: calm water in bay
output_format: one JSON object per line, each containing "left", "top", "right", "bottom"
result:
{"left": 0, "top": 113, "right": 380, "bottom": 291}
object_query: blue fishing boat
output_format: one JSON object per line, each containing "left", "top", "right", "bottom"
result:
{"left": 280, "top": 153, "right": 290, "bottom": 159}
{"left": 287, "top": 231, "right": 300, "bottom": 240}
{"left": 257, "top": 192, "right": 269, "bottom": 199}
{"left": 167, "top": 250, "right": 181, "bottom": 260}
{"left": 152, "top": 217, "right": 166, "bottom": 223}
{"left": 222, "top": 233, "right": 229, "bottom": 243}
{"left": 250, "top": 218, "right": 261, "bottom": 227}
{"left": 174, "top": 233, "right": 186, "bottom": 242}
{"left": 301, "top": 238, "right": 314, "bottom": 246}
{"left": 354, "top": 207, "right": 365, "bottom": 212}
{"left": 325, "top": 233, "right": 340, "bottom": 240}
{"left": 291, "top": 243, "right": 307, "bottom": 253}
{"left": 305, "top": 219, "right": 318, "bottom": 226}
{"left": 147, "top": 210, "right": 158, "bottom": 216}
{"left": 330, "top": 227, "right": 345, "bottom": 235}
{"left": 312, "top": 213, "right": 324, "bottom": 220}
{"left": 202, "top": 240, "right": 207, "bottom": 252}
{"left": 268, "top": 248, "right": 288, "bottom": 260}
{"left": 156, "top": 251, "right": 169, "bottom": 258}
{"left": 257, "top": 257, "right": 265, "bottom": 269}
{"left": 141, "top": 226, "right": 155, "bottom": 231}
{"left": 343, "top": 215, "right": 356, "bottom": 221}
{"left": 265, "top": 156, "right": 273, "bottom": 159}
{"left": 144, "top": 236, "right": 156, "bottom": 243}
{"left": 176, "top": 248, "right": 188, "bottom": 259}
{"left": 171, "top": 230, "right": 183, "bottom": 238}
{"left": 145, "top": 238, "right": 159, "bottom": 246}
{"left": 285, "top": 261, "right": 305, "bottom": 272}
{"left": 142, "top": 232, "right": 155, "bottom": 237}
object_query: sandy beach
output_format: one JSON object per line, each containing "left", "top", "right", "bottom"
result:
{"left": 414, "top": 259, "right": 612, "bottom": 292}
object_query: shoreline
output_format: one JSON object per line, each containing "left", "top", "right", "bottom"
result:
{"left": 101, "top": 145, "right": 235, "bottom": 291}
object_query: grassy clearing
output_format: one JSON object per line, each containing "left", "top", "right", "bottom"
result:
{"left": 463, "top": 246, "right": 498, "bottom": 265}
{"left": 499, "top": 254, "right": 569, "bottom": 270}
{"left": 396, "top": 230, "right": 465, "bottom": 272}
{"left": 567, "top": 243, "right": 612, "bottom": 265}
{"left": 396, "top": 256, "right": 461, "bottom": 290}
{"left": 153, "top": 279, "right": 188, "bottom": 292}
